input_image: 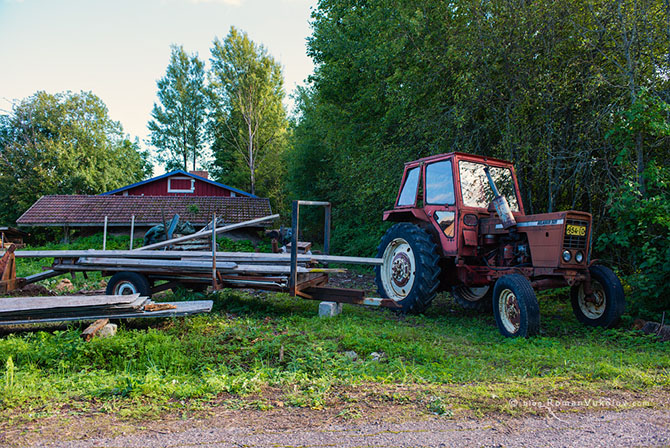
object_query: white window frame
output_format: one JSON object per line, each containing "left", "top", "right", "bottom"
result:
{"left": 168, "top": 176, "right": 195, "bottom": 193}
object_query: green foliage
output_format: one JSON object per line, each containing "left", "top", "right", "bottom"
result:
{"left": 209, "top": 27, "right": 289, "bottom": 213}
{"left": 149, "top": 45, "right": 209, "bottom": 172}
{"left": 216, "top": 236, "right": 272, "bottom": 253}
{"left": 598, "top": 90, "right": 670, "bottom": 318}
{"left": 289, "top": 0, "right": 670, "bottom": 261}
{"left": 0, "top": 91, "right": 152, "bottom": 225}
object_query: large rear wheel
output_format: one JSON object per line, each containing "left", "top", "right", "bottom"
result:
{"left": 571, "top": 265, "right": 625, "bottom": 328}
{"left": 375, "top": 223, "right": 440, "bottom": 314}
{"left": 492, "top": 274, "right": 540, "bottom": 338}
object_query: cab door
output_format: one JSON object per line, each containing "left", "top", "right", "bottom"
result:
{"left": 423, "top": 158, "right": 458, "bottom": 256}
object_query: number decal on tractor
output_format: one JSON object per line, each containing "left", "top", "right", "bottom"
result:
{"left": 566, "top": 224, "right": 586, "bottom": 236}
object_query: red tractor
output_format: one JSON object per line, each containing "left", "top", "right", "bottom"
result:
{"left": 375, "top": 152, "right": 625, "bottom": 337}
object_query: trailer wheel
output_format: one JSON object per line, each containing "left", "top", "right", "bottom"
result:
{"left": 571, "top": 265, "right": 625, "bottom": 328}
{"left": 106, "top": 272, "right": 151, "bottom": 297}
{"left": 492, "top": 275, "right": 540, "bottom": 338}
{"left": 375, "top": 223, "right": 440, "bottom": 314}
{"left": 452, "top": 285, "right": 492, "bottom": 312}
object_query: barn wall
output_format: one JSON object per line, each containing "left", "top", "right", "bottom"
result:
{"left": 116, "top": 177, "right": 234, "bottom": 197}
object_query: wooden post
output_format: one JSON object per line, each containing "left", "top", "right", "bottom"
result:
{"left": 212, "top": 214, "right": 217, "bottom": 290}
{"left": 103, "top": 216, "right": 108, "bottom": 251}
{"left": 129, "top": 215, "right": 135, "bottom": 250}
{"left": 1, "top": 232, "right": 4, "bottom": 250}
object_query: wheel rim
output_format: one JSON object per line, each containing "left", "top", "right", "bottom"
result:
{"left": 114, "top": 281, "right": 138, "bottom": 295}
{"left": 381, "top": 237, "right": 416, "bottom": 301}
{"left": 577, "top": 280, "right": 606, "bottom": 319}
{"left": 456, "top": 286, "right": 490, "bottom": 302}
{"left": 498, "top": 288, "right": 521, "bottom": 334}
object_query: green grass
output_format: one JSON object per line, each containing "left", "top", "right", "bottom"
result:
{"left": 1, "top": 287, "right": 668, "bottom": 422}
{"left": 2, "top": 235, "right": 668, "bottom": 423}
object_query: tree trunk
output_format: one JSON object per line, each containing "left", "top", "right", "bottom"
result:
{"left": 248, "top": 121, "right": 255, "bottom": 195}
{"left": 636, "top": 131, "right": 645, "bottom": 195}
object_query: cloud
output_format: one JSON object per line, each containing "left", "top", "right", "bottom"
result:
{"left": 190, "top": 0, "right": 243, "bottom": 5}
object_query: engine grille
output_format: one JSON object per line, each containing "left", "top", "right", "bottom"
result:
{"left": 564, "top": 218, "right": 589, "bottom": 250}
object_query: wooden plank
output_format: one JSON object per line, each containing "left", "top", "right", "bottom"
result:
{"left": 81, "top": 318, "right": 109, "bottom": 341}
{"left": 78, "top": 258, "right": 238, "bottom": 270}
{"left": 0, "top": 300, "right": 214, "bottom": 326}
{"left": 0, "top": 294, "right": 141, "bottom": 313}
{"left": 74, "top": 258, "right": 314, "bottom": 275}
{"left": 137, "top": 214, "right": 279, "bottom": 250}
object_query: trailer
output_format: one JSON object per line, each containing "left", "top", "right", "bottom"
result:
{"left": 0, "top": 201, "right": 399, "bottom": 319}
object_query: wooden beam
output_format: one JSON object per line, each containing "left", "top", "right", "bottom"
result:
{"left": 81, "top": 318, "right": 109, "bottom": 341}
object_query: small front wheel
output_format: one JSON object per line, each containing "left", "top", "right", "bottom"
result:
{"left": 571, "top": 265, "right": 625, "bottom": 328}
{"left": 492, "top": 275, "right": 540, "bottom": 337}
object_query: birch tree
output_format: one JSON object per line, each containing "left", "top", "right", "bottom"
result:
{"left": 209, "top": 27, "right": 287, "bottom": 196}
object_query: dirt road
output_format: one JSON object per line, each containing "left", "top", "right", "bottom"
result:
{"left": 16, "top": 408, "right": 669, "bottom": 448}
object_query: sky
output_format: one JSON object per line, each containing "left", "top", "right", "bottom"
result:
{"left": 0, "top": 0, "right": 317, "bottom": 170}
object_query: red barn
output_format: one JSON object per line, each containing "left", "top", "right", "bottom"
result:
{"left": 101, "top": 170, "right": 254, "bottom": 198}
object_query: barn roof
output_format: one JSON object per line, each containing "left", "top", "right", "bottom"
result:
{"left": 100, "top": 170, "right": 256, "bottom": 198}
{"left": 16, "top": 195, "right": 273, "bottom": 227}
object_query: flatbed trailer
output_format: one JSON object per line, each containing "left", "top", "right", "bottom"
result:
{"left": 1, "top": 201, "right": 400, "bottom": 311}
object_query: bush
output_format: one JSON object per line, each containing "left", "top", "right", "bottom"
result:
{"left": 597, "top": 162, "right": 670, "bottom": 319}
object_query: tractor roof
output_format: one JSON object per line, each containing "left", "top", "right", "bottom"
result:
{"left": 404, "top": 152, "right": 514, "bottom": 167}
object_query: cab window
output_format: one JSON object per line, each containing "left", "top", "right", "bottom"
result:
{"left": 458, "top": 161, "right": 519, "bottom": 211}
{"left": 426, "top": 160, "right": 455, "bottom": 205}
{"left": 397, "top": 167, "right": 420, "bottom": 206}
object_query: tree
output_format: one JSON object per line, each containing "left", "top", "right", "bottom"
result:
{"left": 148, "top": 45, "right": 208, "bottom": 171}
{"left": 291, "top": 0, "right": 669, "bottom": 257}
{"left": 0, "top": 91, "right": 152, "bottom": 225}
{"left": 209, "top": 27, "right": 288, "bottom": 198}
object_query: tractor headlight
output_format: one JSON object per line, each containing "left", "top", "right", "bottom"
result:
{"left": 562, "top": 250, "right": 572, "bottom": 262}
{"left": 575, "top": 251, "right": 584, "bottom": 263}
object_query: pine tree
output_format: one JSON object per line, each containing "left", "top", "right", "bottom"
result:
{"left": 148, "top": 45, "right": 208, "bottom": 171}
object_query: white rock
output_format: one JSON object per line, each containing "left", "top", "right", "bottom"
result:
{"left": 98, "top": 323, "right": 117, "bottom": 338}
{"left": 344, "top": 351, "right": 358, "bottom": 361}
{"left": 318, "top": 301, "right": 342, "bottom": 318}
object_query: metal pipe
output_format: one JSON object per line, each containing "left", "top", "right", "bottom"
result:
{"left": 212, "top": 214, "right": 217, "bottom": 291}
{"left": 103, "top": 216, "right": 108, "bottom": 250}
{"left": 129, "top": 215, "right": 135, "bottom": 250}
{"left": 296, "top": 200, "right": 330, "bottom": 206}
{"left": 289, "top": 200, "right": 299, "bottom": 296}
{"left": 137, "top": 214, "right": 279, "bottom": 250}
{"left": 324, "top": 203, "right": 331, "bottom": 255}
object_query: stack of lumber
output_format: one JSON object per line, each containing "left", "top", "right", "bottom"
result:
{"left": 0, "top": 294, "right": 147, "bottom": 321}
{"left": 14, "top": 250, "right": 380, "bottom": 279}
{"left": 0, "top": 293, "right": 213, "bottom": 325}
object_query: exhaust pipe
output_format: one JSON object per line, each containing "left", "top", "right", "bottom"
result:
{"left": 484, "top": 166, "right": 516, "bottom": 229}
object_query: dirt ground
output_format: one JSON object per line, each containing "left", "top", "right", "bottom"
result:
{"left": 3, "top": 405, "right": 668, "bottom": 448}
